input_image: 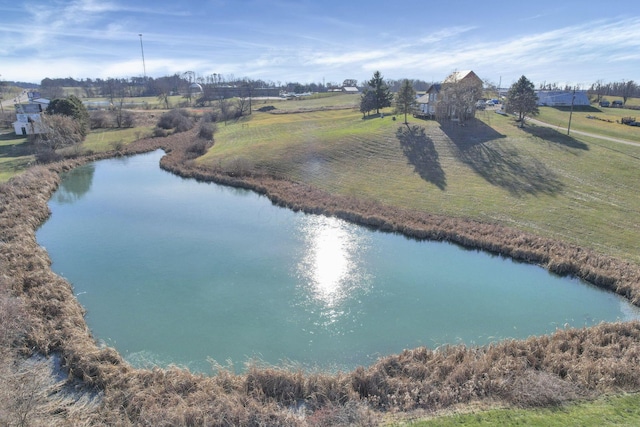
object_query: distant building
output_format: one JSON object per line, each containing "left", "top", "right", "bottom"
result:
{"left": 189, "top": 83, "right": 203, "bottom": 93}
{"left": 13, "top": 99, "right": 49, "bottom": 135}
{"left": 536, "top": 90, "right": 590, "bottom": 107}
{"left": 342, "top": 86, "right": 359, "bottom": 93}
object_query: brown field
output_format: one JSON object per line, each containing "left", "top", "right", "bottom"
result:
{"left": 2, "top": 123, "right": 640, "bottom": 425}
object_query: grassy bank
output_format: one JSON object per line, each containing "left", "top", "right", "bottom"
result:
{"left": 0, "top": 131, "right": 32, "bottom": 182}
{"left": 199, "top": 105, "right": 640, "bottom": 265}
{"left": 399, "top": 393, "right": 640, "bottom": 426}
{"left": 536, "top": 105, "right": 640, "bottom": 141}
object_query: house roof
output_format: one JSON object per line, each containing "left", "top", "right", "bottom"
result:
{"left": 416, "top": 94, "right": 430, "bottom": 104}
{"left": 425, "top": 83, "right": 441, "bottom": 94}
{"left": 444, "top": 70, "right": 473, "bottom": 83}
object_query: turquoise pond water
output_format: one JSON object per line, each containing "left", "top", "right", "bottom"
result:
{"left": 36, "top": 150, "right": 640, "bottom": 372}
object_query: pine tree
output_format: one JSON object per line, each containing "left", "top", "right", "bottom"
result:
{"left": 395, "top": 79, "right": 416, "bottom": 124}
{"left": 359, "top": 89, "right": 376, "bottom": 118}
{"left": 367, "top": 71, "right": 393, "bottom": 115}
{"left": 506, "top": 75, "right": 539, "bottom": 127}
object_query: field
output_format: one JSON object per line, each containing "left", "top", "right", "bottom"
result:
{"left": 0, "top": 131, "right": 31, "bottom": 182}
{"left": 536, "top": 105, "right": 640, "bottom": 142}
{"left": 200, "top": 96, "right": 640, "bottom": 265}
{"left": 2, "top": 93, "right": 640, "bottom": 425}
{"left": 397, "top": 392, "right": 640, "bottom": 426}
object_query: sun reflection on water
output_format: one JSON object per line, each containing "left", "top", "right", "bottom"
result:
{"left": 296, "top": 216, "right": 371, "bottom": 315}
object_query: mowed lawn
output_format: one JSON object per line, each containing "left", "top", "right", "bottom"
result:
{"left": 200, "top": 101, "right": 640, "bottom": 265}
{"left": 536, "top": 105, "right": 640, "bottom": 142}
{"left": 0, "top": 132, "right": 32, "bottom": 182}
{"left": 395, "top": 392, "right": 640, "bottom": 427}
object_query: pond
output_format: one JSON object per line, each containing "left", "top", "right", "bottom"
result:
{"left": 36, "top": 150, "right": 640, "bottom": 372}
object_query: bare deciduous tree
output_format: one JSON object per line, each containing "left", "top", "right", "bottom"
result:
{"left": 31, "top": 114, "right": 84, "bottom": 155}
{"left": 438, "top": 76, "right": 483, "bottom": 124}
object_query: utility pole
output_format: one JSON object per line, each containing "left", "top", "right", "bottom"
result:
{"left": 0, "top": 74, "right": 4, "bottom": 114}
{"left": 138, "top": 34, "right": 147, "bottom": 80}
{"left": 567, "top": 87, "right": 575, "bottom": 135}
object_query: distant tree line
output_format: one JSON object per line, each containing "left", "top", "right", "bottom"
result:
{"left": 587, "top": 80, "right": 639, "bottom": 105}
{"left": 38, "top": 75, "right": 334, "bottom": 99}
{"left": 537, "top": 80, "right": 639, "bottom": 105}
{"left": 2, "top": 80, "right": 39, "bottom": 89}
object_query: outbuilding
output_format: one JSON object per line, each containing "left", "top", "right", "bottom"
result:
{"left": 536, "top": 90, "right": 590, "bottom": 107}
{"left": 12, "top": 101, "right": 48, "bottom": 135}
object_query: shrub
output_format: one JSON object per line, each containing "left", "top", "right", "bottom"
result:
{"left": 152, "top": 127, "right": 168, "bottom": 138}
{"left": 186, "top": 140, "right": 211, "bottom": 157}
{"left": 200, "top": 111, "right": 218, "bottom": 123}
{"left": 119, "top": 110, "right": 136, "bottom": 128}
{"left": 197, "top": 122, "right": 216, "bottom": 141}
{"left": 110, "top": 140, "right": 125, "bottom": 152}
{"left": 46, "top": 95, "right": 90, "bottom": 137}
{"left": 224, "top": 156, "right": 254, "bottom": 176}
{"left": 156, "top": 109, "right": 195, "bottom": 133}
{"left": 30, "top": 114, "right": 84, "bottom": 152}
{"left": 90, "top": 110, "right": 113, "bottom": 129}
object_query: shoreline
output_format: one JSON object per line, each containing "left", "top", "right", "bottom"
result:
{"left": 2, "top": 128, "right": 640, "bottom": 423}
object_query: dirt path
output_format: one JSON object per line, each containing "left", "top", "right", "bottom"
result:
{"left": 0, "top": 90, "right": 28, "bottom": 109}
{"left": 528, "top": 117, "right": 640, "bottom": 147}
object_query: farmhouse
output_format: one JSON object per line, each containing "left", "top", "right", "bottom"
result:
{"left": 415, "top": 84, "right": 441, "bottom": 118}
{"left": 415, "top": 70, "right": 483, "bottom": 120}
{"left": 536, "top": 90, "right": 590, "bottom": 107}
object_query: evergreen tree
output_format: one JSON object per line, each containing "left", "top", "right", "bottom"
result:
{"left": 367, "top": 71, "right": 393, "bottom": 114}
{"left": 506, "top": 75, "right": 539, "bottom": 127}
{"left": 395, "top": 79, "right": 416, "bottom": 124}
{"left": 359, "top": 89, "right": 376, "bottom": 118}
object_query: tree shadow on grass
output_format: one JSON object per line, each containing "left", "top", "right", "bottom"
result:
{"left": 441, "top": 119, "right": 564, "bottom": 197}
{"left": 396, "top": 124, "right": 446, "bottom": 189}
{"left": 521, "top": 123, "right": 589, "bottom": 151}
{"left": 0, "top": 133, "right": 33, "bottom": 158}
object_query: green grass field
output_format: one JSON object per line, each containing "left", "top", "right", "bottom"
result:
{"left": 83, "top": 126, "right": 154, "bottom": 152}
{"left": 395, "top": 393, "right": 640, "bottom": 426}
{"left": 200, "top": 100, "right": 640, "bottom": 264}
{"left": 536, "top": 105, "right": 640, "bottom": 141}
{"left": 0, "top": 131, "right": 32, "bottom": 182}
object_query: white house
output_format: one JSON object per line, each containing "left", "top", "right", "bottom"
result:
{"left": 536, "top": 90, "right": 590, "bottom": 107}
{"left": 13, "top": 99, "right": 49, "bottom": 135}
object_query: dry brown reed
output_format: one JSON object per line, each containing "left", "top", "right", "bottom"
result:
{"left": 2, "top": 126, "right": 640, "bottom": 424}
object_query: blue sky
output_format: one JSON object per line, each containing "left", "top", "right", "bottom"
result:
{"left": 1, "top": 0, "right": 639, "bottom": 87}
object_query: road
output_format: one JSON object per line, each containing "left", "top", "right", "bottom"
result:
{"left": 0, "top": 90, "right": 29, "bottom": 112}
{"left": 527, "top": 117, "right": 640, "bottom": 148}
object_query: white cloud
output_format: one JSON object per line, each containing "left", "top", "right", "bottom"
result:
{"left": 2, "top": 5, "right": 639, "bottom": 86}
